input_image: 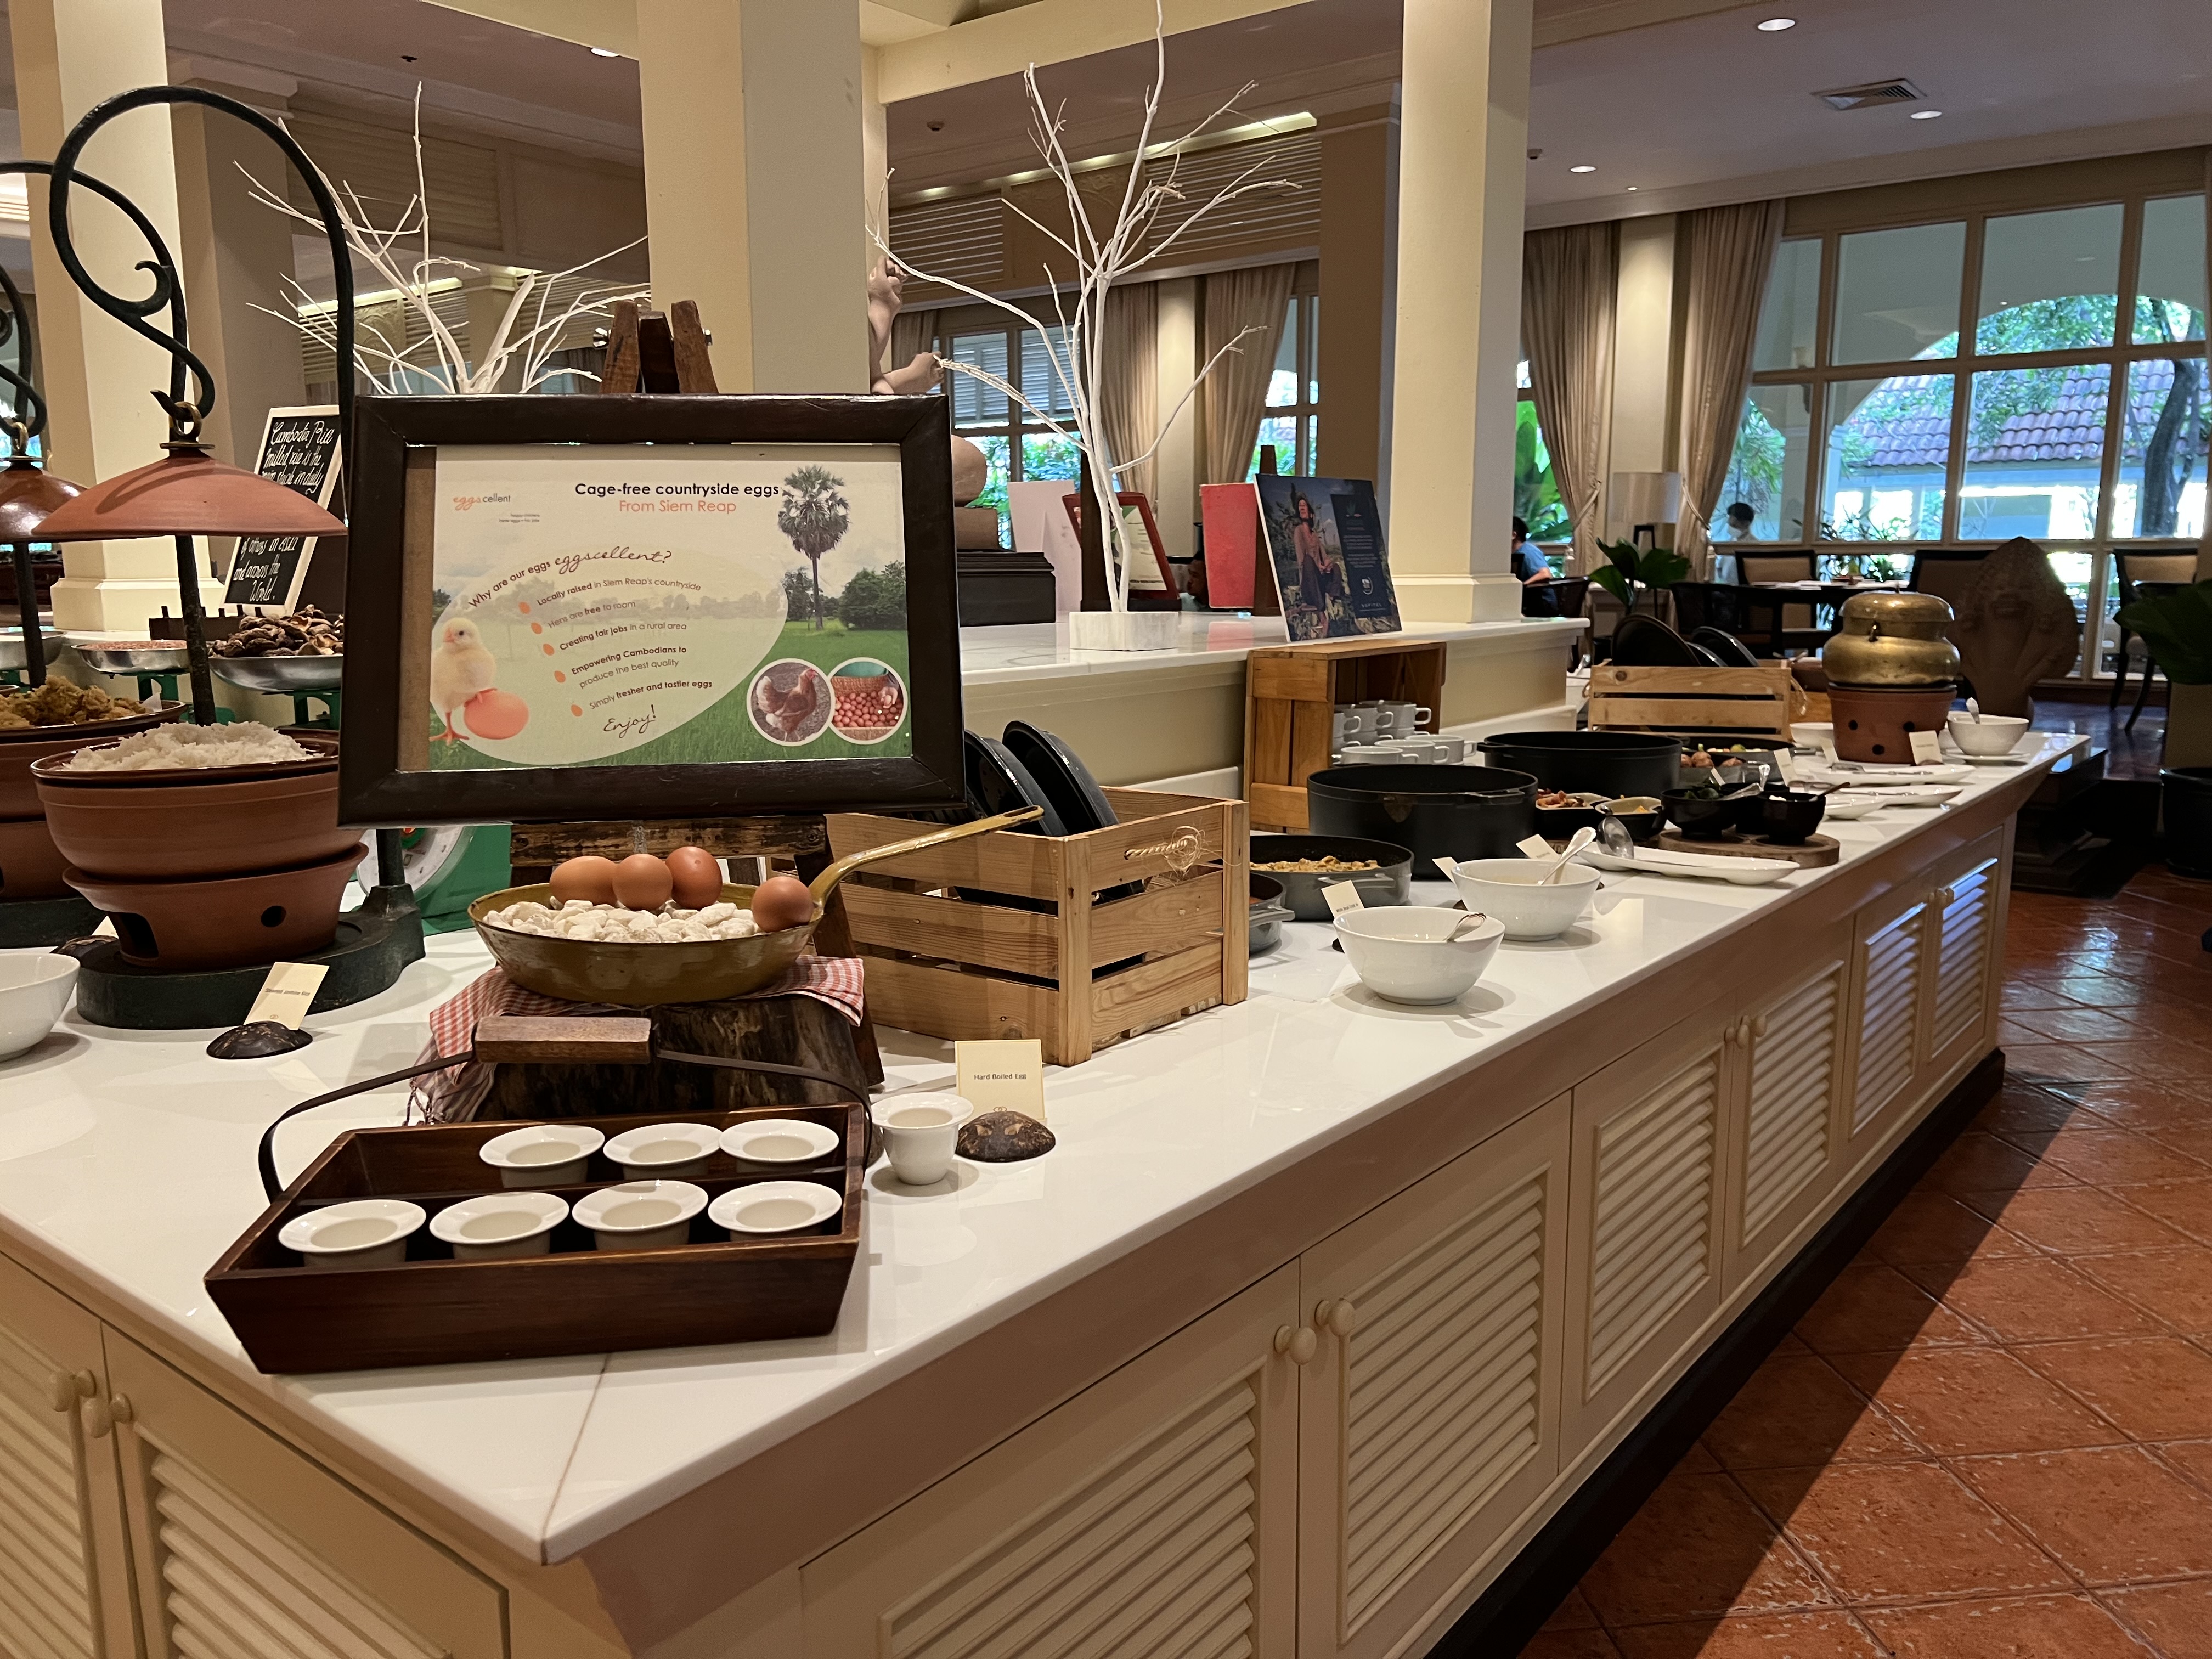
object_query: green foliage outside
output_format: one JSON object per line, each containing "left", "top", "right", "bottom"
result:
{"left": 1515, "top": 402, "right": 1571, "bottom": 543}
{"left": 2116, "top": 578, "right": 2212, "bottom": 686}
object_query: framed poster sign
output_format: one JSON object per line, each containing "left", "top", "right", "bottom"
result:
{"left": 1059, "top": 490, "right": 1178, "bottom": 608}
{"left": 340, "top": 394, "right": 964, "bottom": 825}
{"left": 1256, "top": 475, "right": 1401, "bottom": 642}
{"left": 221, "top": 404, "right": 343, "bottom": 613}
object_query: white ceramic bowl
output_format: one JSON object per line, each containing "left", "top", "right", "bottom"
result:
{"left": 279, "top": 1198, "right": 426, "bottom": 1270}
{"left": 429, "top": 1191, "right": 568, "bottom": 1260}
{"left": 1334, "top": 907, "right": 1505, "bottom": 1005}
{"left": 604, "top": 1121, "right": 722, "bottom": 1178}
{"left": 572, "top": 1180, "right": 707, "bottom": 1252}
{"left": 478, "top": 1123, "right": 606, "bottom": 1189}
{"left": 720, "top": 1117, "right": 842, "bottom": 1164}
{"left": 1446, "top": 858, "right": 1603, "bottom": 940}
{"left": 1946, "top": 712, "right": 2029, "bottom": 757}
{"left": 0, "top": 955, "right": 77, "bottom": 1061}
{"left": 709, "top": 1181, "right": 844, "bottom": 1237}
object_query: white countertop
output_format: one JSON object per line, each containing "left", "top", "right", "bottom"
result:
{"left": 957, "top": 613, "right": 1585, "bottom": 688}
{"left": 0, "top": 736, "right": 2077, "bottom": 1566}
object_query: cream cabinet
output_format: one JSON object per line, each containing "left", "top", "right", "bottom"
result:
{"left": 0, "top": 1255, "right": 136, "bottom": 1659}
{"left": 1926, "top": 834, "right": 2005, "bottom": 1081}
{"left": 1294, "top": 1097, "right": 1572, "bottom": 1659}
{"left": 1847, "top": 886, "right": 1929, "bottom": 1159}
{"left": 99, "top": 1334, "right": 505, "bottom": 1659}
{"left": 802, "top": 1265, "right": 1303, "bottom": 1658}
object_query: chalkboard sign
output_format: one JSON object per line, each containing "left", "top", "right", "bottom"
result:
{"left": 222, "top": 405, "right": 342, "bottom": 612}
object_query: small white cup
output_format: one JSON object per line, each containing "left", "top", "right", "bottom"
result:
{"left": 1376, "top": 701, "right": 1432, "bottom": 737}
{"left": 1376, "top": 738, "right": 1446, "bottom": 764}
{"left": 871, "top": 1093, "right": 971, "bottom": 1186}
{"left": 1333, "top": 705, "right": 1376, "bottom": 744}
{"left": 280, "top": 1199, "right": 426, "bottom": 1271}
{"left": 478, "top": 1124, "right": 606, "bottom": 1189}
{"left": 1431, "top": 735, "right": 1468, "bottom": 764}
{"left": 605, "top": 1122, "right": 722, "bottom": 1179}
{"left": 572, "top": 1180, "right": 707, "bottom": 1251}
{"left": 709, "top": 1181, "right": 844, "bottom": 1237}
{"left": 430, "top": 1192, "right": 569, "bottom": 1261}
{"left": 721, "top": 1116, "right": 842, "bottom": 1164}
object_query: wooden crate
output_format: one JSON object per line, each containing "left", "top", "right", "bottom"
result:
{"left": 1586, "top": 663, "right": 1804, "bottom": 742}
{"left": 1243, "top": 636, "right": 1448, "bottom": 831}
{"left": 826, "top": 790, "right": 1246, "bottom": 1065}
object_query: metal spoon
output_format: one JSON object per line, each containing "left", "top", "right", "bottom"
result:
{"left": 1598, "top": 812, "right": 1637, "bottom": 858}
{"left": 1544, "top": 825, "right": 1596, "bottom": 882}
{"left": 1446, "top": 911, "right": 1490, "bottom": 941}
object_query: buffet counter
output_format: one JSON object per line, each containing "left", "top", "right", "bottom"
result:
{"left": 0, "top": 736, "right": 2076, "bottom": 1659}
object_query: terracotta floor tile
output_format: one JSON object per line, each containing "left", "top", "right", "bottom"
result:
{"left": 2018, "top": 1339, "right": 2212, "bottom": 1441}
{"left": 2001, "top": 984, "right": 2087, "bottom": 1012}
{"left": 1542, "top": 1587, "right": 1604, "bottom": 1632}
{"left": 2144, "top": 1125, "right": 2212, "bottom": 1167}
{"left": 1976, "top": 1087, "right": 2100, "bottom": 1136}
{"left": 2075, "top": 1250, "right": 2212, "bottom": 1333}
{"left": 2049, "top": 1083, "right": 2212, "bottom": 1132}
{"left": 1610, "top": 1611, "right": 1886, "bottom": 1659}
{"left": 2111, "top": 1003, "right": 2212, "bottom": 1045}
{"left": 1701, "top": 1355, "right": 1920, "bottom": 1471}
{"left": 1958, "top": 1446, "right": 2212, "bottom": 1584}
{"left": 1828, "top": 1347, "right": 2120, "bottom": 1458}
{"left": 1736, "top": 1460, "right": 2068, "bottom": 1602}
{"left": 2015, "top": 976, "right": 2155, "bottom": 1008}
{"left": 1578, "top": 1472, "right": 1831, "bottom": 1626}
{"left": 2113, "top": 1181, "right": 2212, "bottom": 1246}
{"left": 1865, "top": 1192, "right": 2030, "bottom": 1267}
{"left": 1525, "top": 1629, "right": 1623, "bottom": 1658}
{"left": 2082, "top": 1041, "right": 2212, "bottom": 1082}
{"left": 2005, "top": 1007, "right": 2148, "bottom": 1044}
{"left": 1923, "top": 1133, "right": 2077, "bottom": 1198}
{"left": 1962, "top": 1186, "right": 2195, "bottom": 1253}
{"left": 2100, "top": 1581, "right": 2212, "bottom": 1659}
{"left": 2003, "top": 1043, "right": 2142, "bottom": 1083}
{"left": 1795, "top": 1264, "right": 1988, "bottom": 1356}
{"left": 1677, "top": 1440, "right": 1725, "bottom": 1473}
{"left": 2004, "top": 1127, "right": 2211, "bottom": 1188}
{"left": 1861, "top": 1593, "right": 2154, "bottom": 1657}
{"left": 2158, "top": 1441, "right": 2212, "bottom": 1496}
{"left": 1898, "top": 1256, "right": 2161, "bottom": 1343}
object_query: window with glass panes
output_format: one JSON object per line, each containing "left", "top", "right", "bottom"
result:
{"left": 1723, "top": 184, "right": 2206, "bottom": 679}
{"left": 1250, "top": 281, "right": 1321, "bottom": 478}
{"left": 922, "top": 307, "right": 1086, "bottom": 544}
{"left": 1515, "top": 356, "right": 1571, "bottom": 572}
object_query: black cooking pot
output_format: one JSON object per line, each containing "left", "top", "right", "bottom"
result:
{"left": 1248, "top": 872, "right": 1295, "bottom": 955}
{"left": 1305, "top": 764, "right": 1539, "bottom": 878}
{"left": 1476, "top": 730, "right": 1683, "bottom": 800}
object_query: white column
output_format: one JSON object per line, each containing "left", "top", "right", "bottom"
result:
{"left": 12, "top": 0, "right": 222, "bottom": 633}
{"left": 636, "top": 0, "right": 871, "bottom": 394}
{"left": 1385, "top": 0, "right": 1532, "bottom": 623}
{"left": 1606, "top": 213, "right": 1678, "bottom": 537}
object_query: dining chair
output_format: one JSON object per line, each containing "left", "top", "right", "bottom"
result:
{"left": 2109, "top": 551, "right": 2200, "bottom": 725}
{"left": 1734, "top": 551, "right": 1822, "bottom": 645}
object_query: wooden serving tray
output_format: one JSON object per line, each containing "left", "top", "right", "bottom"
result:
{"left": 1652, "top": 829, "right": 1840, "bottom": 867}
{"left": 207, "top": 1101, "right": 866, "bottom": 1374}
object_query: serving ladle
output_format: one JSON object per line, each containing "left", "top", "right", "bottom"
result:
{"left": 1544, "top": 825, "right": 1597, "bottom": 882}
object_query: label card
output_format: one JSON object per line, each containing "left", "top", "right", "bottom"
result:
{"left": 1908, "top": 730, "right": 1945, "bottom": 764}
{"left": 1322, "top": 879, "right": 1367, "bottom": 918}
{"left": 1774, "top": 748, "right": 1798, "bottom": 782}
{"left": 1515, "top": 834, "right": 1555, "bottom": 861}
{"left": 244, "top": 962, "right": 330, "bottom": 1030}
{"left": 1430, "top": 854, "right": 1459, "bottom": 881}
{"left": 953, "top": 1039, "right": 1046, "bottom": 1124}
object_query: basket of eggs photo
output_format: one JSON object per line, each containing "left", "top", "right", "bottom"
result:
{"left": 469, "top": 806, "right": 1041, "bottom": 1006}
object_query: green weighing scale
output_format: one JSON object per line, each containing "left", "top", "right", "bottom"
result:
{"left": 350, "top": 825, "right": 514, "bottom": 934}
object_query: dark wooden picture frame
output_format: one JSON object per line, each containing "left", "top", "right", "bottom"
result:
{"left": 1061, "top": 489, "right": 1180, "bottom": 610}
{"left": 340, "top": 394, "right": 965, "bottom": 826}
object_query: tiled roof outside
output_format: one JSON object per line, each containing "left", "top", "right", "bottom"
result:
{"left": 1841, "top": 359, "right": 2202, "bottom": 472}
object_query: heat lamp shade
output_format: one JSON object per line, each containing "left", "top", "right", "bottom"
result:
{"left": 31, "top": 450, "right": 345, "bottom": 541}
{"left": 0, "top": 458, "right": 83, "bottom": 544}
{"left": 1607, "top": 470, "right": 1681, "bottom": 535}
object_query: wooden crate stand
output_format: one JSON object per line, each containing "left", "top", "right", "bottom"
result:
{"left": 1244, "top": 636, "right": 1448, "bottom": 831}
{"left": 1585, "top": 663, "right": 1803, "bottom": 743}
{"left": 826, "top": 791, "right": 1248, "bottom": 1065}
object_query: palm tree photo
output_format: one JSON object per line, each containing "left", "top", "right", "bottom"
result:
{"left": 777, "top": 465, "right": 851, "bottom": 630}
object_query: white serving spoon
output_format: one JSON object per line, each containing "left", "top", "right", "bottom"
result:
{"left": 1446, "top": 911, "right": 1490, "bottom": 941}
{"left": 1966, "top": 697, "right": 1982, "bottom": 723}
{"left": 1544, "top": 825, "right": 1597, "bottom": 882}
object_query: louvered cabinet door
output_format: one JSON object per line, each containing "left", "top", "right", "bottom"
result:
{"left": 1846, "top": 891, "right": 1929, "bottom": 1158}
{"left": 1295, "top": 1096, "right": 1571, "bottom": 1659}
{"left": 802, "top": 1266, "right": 1301, "bottom": 1659}
{"left": 101, "top": 1334, "right": 504, "bottom": 1659}
{"left": 0, "top": 1255, "right": 134, "bottom": 1659}
{"left": 1926, "top": 844, "right": 2004, "bottom": 1079}
{"left": 1724, "top": 950, "right": 1850, "bottom": 1292}
{"left": 1562, "top": 1014, "right": 1736, "bottom": 1457}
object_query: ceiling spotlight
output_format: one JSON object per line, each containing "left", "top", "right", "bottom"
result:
{"left": 1756, "top": 17, "right": 1797, "bottom": 30}
{"left": 590, "top": 44, "right": 619, "bottom": 56}
{"left": 1910, "top": 108, "right": 1944, "bottom": 119}
{"left": 1626, "top": 185, "right": 1640, "bottom": 191}
{"left": 1570, "top": 164, "right": 1596, "bottom": 174}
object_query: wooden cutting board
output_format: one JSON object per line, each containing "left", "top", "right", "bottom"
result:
{"left": 1652, "top": 829, "right": 1839, "bottom": 867}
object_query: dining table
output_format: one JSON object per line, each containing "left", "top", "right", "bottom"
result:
{"left": 1741, "top": 576, "right": 1906, "bottom": 642}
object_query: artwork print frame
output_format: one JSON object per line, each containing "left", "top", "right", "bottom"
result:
{"left": 340, "top": 394, "right": 964, "bottom": 826}
{"left": 1255, "top": 475, "right": 1402, "bottom": 642}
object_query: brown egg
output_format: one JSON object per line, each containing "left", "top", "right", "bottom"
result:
{"left": 549, "top": 855, "right": 619, "bottom": 906}
{"left": 611, "top": 853, "right": 674, "bottom": 911}
{"left": 749, "top": 873, "right": 815, "bottom": 932}
{"left": 665, "top": 845, "right": 723, "bottom": 910}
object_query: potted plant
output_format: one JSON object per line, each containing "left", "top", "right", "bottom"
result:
{"left": 2115, "top": 577, "right": 2212, "bottom": 877}
{"left": 1589, "top": 538, "right": 1690, "bottom": 616}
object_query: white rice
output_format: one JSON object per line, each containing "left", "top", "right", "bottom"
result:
{"left": 64, "top": 720, "right": 315, "bottom": 772}
{"left": 484, "top": 898, "right": 761, "bottom": 943}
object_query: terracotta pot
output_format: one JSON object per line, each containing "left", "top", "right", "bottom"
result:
{"left": 32, "top": 744, "right": 348, "bottom": 880}
{"left": 65, "top": 843, "right": 368, "bottom": 970}
{"left": 1829, "top": 684, "right": 1959, "bottom": 763}
{"left": 0, "top": 703, "right": 180, "bottom": 817}
{"left": 0, "top": 815, "right": 72, "bottom": 900}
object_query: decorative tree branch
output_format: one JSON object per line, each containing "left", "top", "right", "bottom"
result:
{"left": 872, "top": 3, "right": 1299, "bottom": 611}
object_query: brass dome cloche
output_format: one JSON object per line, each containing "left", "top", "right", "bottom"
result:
{"left": 1820, "top": 590, "right": 1962, "bottom": 687}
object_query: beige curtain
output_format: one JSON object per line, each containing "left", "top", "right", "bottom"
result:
{"left": 1677, "top": 200, "right": 1785, "bottom": 575}
{"left": 1099, "top": 282, "right": 1159, "bottom": 500}
{"left": 1200, "top": 263, "right": 1294, "bottom": 484}
{"left": 1521, "top": 223, "right": 1617, "bottom": 576}
{"left": 889, "top": 309, "right": 933, "bottom": 379}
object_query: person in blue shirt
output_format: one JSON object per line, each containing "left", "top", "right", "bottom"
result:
{"left": 1511, "top": 517, "right": 1550, "bottom": 584}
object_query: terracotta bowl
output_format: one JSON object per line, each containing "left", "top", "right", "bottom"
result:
{"left": 1828, "top": 684, "right": 1959, "bottom": 764}
{"left": 0, "top": 815, "right": 72, "bottom": 900}
{"left": 32, "top": 740, "right": 349, "bottom": 881}
{"left": 0, "top": 703, "right": 180, "bottom": 817}
{"left": 470, "top": 882, "right": 819, "bottom": 1007}
{"left": 65, "top": 843, "right": 368, "bottom": 971}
